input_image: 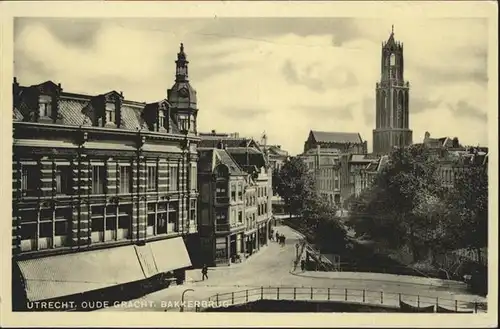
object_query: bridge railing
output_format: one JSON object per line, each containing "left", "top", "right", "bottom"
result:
{"left": 199, "top": 286, "right": 487, "bottom": 313}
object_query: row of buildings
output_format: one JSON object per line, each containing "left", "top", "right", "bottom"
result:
{"left": 294, "top": 28, "right": 488, "bottom": 211}
{"left": 11, "top": 44, "right": 273, "bottom": 309}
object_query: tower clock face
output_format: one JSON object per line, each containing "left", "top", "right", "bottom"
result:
{"left": 179, "top": 88, "right": 189, "bottom": 98}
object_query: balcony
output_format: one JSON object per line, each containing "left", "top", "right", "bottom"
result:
{"left": 215, "top": 223, "right": 230, "bottom": 232}
{"left": 215, "top": 196, "right": 230, "bottom": 205}
{"left": 215, "top": 222, "right": 246, "bottom": 233}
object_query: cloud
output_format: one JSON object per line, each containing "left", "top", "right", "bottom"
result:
{"left": 219, "top": 107, "right": 268, "bottom": 120}
{"left": 294, "top": 103, "right": 355, "bottom": 121}
{"left": 13, "top": 17, "right": 489, "bottom": 155}
{"left": 410, "top": 97, "right": 442, "bottom": 114}
{"left": 282, "top": 60, "right": 325, "bottom": 92}
{"left": 447, "top": 100, "right": 487, "bottom": 122}
{"left": 362, "top": 97, "right": 375, "bottom": 125}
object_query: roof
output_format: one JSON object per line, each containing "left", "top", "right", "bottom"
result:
{"left": 350, "top": 154, "right": 377, "bottom": 163}
{"left": 310, "top": 130, "right": 363, "bottom": 144}
{"left": 226, "top": 149, "right": 268, "bottom": 170}
{"left": 225, "top": 147, "right": 262, "bottom": 155}
{"left": 198, "top": 148, "right": 246, "bottom": 176}
{"left": 302, "top": 147, "right": 341, "bottom": 156}
{"left": 199, "top": 136, "right": 259, "bottom": 149}
{"left": 215, "top": 149, "right": 246, "bottom": 176}
{"left": 13, "top": 80, "right": 181, "bottom": 134}
{"left": 264, "top": 145, "right": 289, "bottom": 157}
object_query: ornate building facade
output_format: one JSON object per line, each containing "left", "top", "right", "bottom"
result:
{"left": 373, "top": 27, "right": 413, "bottom": 154}
{"left": 197, "top": 133, "right": 273, "bottom": 266}
{"left": 12, "top": 44, "right": 199, "bottom": 309}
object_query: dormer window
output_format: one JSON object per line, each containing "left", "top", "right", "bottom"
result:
{"left": 158, "top": 110, "right": 165, "bottom": 130}
{"left": 105, "top": 102, "right": 116, "bottom": 125}
{"left": 39, "top": 95, "right": 52, "bottom": 118}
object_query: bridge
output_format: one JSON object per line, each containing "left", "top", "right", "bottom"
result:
{"left": 98, "top": 224, "right": 487, "bottom": 313}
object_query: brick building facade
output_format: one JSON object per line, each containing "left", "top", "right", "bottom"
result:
{"left": 12, "top": 44, "right": 199, "bottom": 309}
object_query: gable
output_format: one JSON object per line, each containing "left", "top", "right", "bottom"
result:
{"left": 32, "top": 80, "right": 62, "bottom": 95}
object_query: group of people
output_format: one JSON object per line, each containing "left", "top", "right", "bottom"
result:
{"left": 270, "top": 229, "right": 286, "bottom": 246}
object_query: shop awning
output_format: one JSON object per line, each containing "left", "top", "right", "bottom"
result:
{"left": 17, "top": 245, "right": 146, "bottom": 302}
{"left": 148, "top": 237, "right": 192, "bottom": 273}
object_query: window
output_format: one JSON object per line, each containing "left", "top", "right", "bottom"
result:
{"left": 216, "top": 182, "right": 227, "bottom": 198}
{"left": 21, "top": 164, "right": 39, "bottom": 197}
{"left": 169, "top": 166, "right": 178, "bottom": 191}
{"left": 178, "top": 113, "right": 189, "bottom": 133}
{"left": 216, "top": 211, "right": 227, "bottom": 224}
{"left": 92, "top": 165, "right": 105, "bottom": 194}
{"left": 238, "top": 211, "right": 243, "bottom": 223}
{"left": 231, "top": 184, "right": 236, "bottom": 201}
{"left": 38, "top": 95, "right": 52, "bottom": 118}
{"left": 54, "top": 208, "right": 71, "bottom": 241}
{"left": 190, "top": 199, "right": 196, "bottom": 221}
{"left": 189, "top": 115, "right": 196, "bottom": 133}
{"left": 147, "top": 165, "right": 157, "bottom": 191}
{"left": 20, "top": 222, "right": 37, "bottom": 241}
{"left": 105, "top": 103, "right": 116, "bottom": 124}
{"left": 56, "top": 165, "right": 71, "bottom": 195}
{"left": 238, "top": 186, "right": 243, "bottom": 200}
{"left": 158, "top": 110, "right": 165, "bottom": 129}
{"left": 190, "top": 165, "right": 197, "bottom": 190}
{"left": 120, "top": 165, "right": 131, "bottom": 194}
{"left": 153, "top": 212, "right": 165, "bottom": 233}
{"left": 390, "top": 53, "right": 396, "bottom": 66}
{"left": 167, "top": 202, "right": 178, "bottom": 227}
{"left": 37, "top": 209, "right": 52, "bottom": 240}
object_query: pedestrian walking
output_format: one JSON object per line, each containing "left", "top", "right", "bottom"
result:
{"left": 201, "top": 264, "right": 208, "bottom": 281}
{"left": 301, "top": 259, "right": 306, "bottom": 272}
{"left": 275, "top": 231, "right": 279, "bottom": 242}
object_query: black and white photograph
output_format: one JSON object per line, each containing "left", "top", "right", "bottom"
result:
{"left": 0, "top": 1, "right": 497, "bottom": 327}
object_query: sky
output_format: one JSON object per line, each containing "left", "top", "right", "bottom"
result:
{"left": 13, "top": 17, "right": 489, "bottom": 156}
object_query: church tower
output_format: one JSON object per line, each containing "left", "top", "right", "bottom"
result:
{"left": 372, "top": 26, "right": 412, "bottom": 154}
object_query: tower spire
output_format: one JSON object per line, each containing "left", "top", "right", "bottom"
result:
{"left": 392, "top": 24, "right": 394, "bottom": 34}
{"left": 175, "top": 42, "right": 189, "bottom": 82}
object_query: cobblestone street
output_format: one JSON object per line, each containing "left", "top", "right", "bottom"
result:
{"left": 99, "top": 225, "right": 486, "bottom": 312}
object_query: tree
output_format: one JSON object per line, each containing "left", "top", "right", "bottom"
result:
{"left": 346, "top": 144, "right": 446, "bottom": 261}
{"left": 301, "top": 194, "right": 346, "bottom": 252}
{"left": 445, "top": 164, "right": 488, "bottom": 253}
{"left": 274, "top": 157, "right": 315, "bottom": 217}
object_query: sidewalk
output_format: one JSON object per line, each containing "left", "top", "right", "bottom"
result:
{"left": 185, "top": 244, "right": 271, "bottom": 283}
{"left": 289, "top": 270, "right": 468, "bottom": 290}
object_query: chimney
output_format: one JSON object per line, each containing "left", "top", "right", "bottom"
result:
{"left": 217, "top": 140, "right": 224, "bottom": 149}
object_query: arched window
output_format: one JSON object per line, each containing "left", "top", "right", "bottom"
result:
{"left": 390, "top": 53, "right": 396, "bottom": 66}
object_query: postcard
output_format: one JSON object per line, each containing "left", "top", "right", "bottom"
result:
{"left": 0, "top": 1, "right": 497, "bottom": 327}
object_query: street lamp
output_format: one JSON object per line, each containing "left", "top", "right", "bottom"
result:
{"left": 180, "top": 288, "right": 194, "bottom": 312}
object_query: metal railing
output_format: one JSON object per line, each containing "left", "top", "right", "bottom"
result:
{"left": 200, "top": 286, "right": 486, "bottom": 313}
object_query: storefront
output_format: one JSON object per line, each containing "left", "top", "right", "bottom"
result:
{"left": 14, "top": 237, "right": 192, "bottom": 311}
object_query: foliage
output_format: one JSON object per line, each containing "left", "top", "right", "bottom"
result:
{"left": 302, "top": 195, "right": 346, "bottom": 252}
{"left": 347, "top": 145, "right": 489, "bottom": 263}
{"left": 274, "top": 157, "right": 315, "bottom": 216}
{"left": 274, "top": 157, "right": 347, "bottom": 251}
{"left": 444, "top": 164, "right": 488, "bottom": 251}
{"left": 346, "top": 145, "right": 450, "bottom": 260}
